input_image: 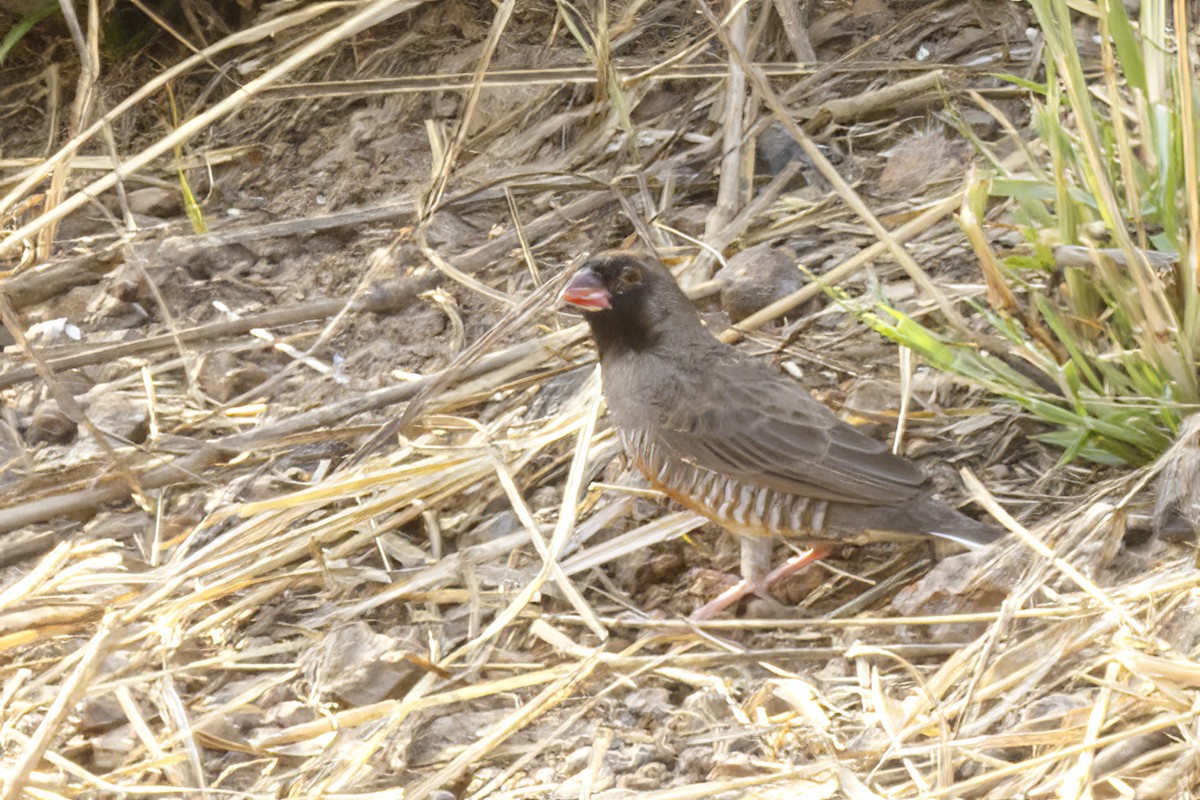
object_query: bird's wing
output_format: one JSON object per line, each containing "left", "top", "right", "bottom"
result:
{"left": 649, "top": 361, "right": 926, "bottom": 505}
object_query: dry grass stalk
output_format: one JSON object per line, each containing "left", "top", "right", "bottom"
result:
{"left": 0, "top": 1, "right": 425, "bottom": 262}
{"left": 1, "top": 2, "right": 1197, "bottom": 797}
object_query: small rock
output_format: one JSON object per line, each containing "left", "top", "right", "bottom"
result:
{"left": 25, "top": 316, "right": 82, "bottom": 345}
{"left": 85, "top": 392, "right": 149, "bottom": 444}
{"left": 237, "top": 473, "right": 282, "bottom": 503}
{"left": 307, "top": 621, "right": 419, "bottom": 706}
{"left": 983, "top": 464, "right": 1012, "bottom": 481}
{"left": 156, "top": 237, "right": 255, "bottom": 280}
{"left": 633, "top": 87, "right": 678, "bottom": 122}
{"left": 906, "top": 368, "right": 960, "bottom": 405}
{"left": 755, "top": 122, "right": 805, "bottom": 177}
{"left": 194, "top": 715, "right": 257, "bottom": 751}
{"left": 430, "top": 91, "right": 460, "bottom": 118}
{"left": 197, "top": 351, "right": 271, "bottom": 402}
{"left": 423, "top": 210, "right": 480, "bottom": 250}
{"left": 715, "top": 244, "right": 803, "bottom": 322}
{"left": 79, "top": 693, "right": 125, "bottom": 730}
{"left": 126, "top": 187, "right": 181, "bottom": 217}
{"left": 27, "top": 400, "right": 77, "bottom": 444}
{"left": 376, "top": 534, "right": 431, "bottom": 568}
{"left": 613, "top": 742, "right": 657, "bottom": 772}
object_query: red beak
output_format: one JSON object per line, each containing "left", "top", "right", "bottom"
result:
{"left": 560, "top": 268, "right": 611, "bottom": 310}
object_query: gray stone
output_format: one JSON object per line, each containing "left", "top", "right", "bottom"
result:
{"left": 126, "top": 187, "right": 182, "bottom": 217}
{"left": 715, "top": 244, "right": 803, "bottom": 322}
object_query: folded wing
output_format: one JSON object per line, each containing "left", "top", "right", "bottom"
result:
{"left": 652, "top": 362, "right": 926, "bottom": 505}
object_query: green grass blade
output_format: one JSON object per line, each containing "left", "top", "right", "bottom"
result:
{"left": 0, "top": 0, "right": 57, "bottom": 65}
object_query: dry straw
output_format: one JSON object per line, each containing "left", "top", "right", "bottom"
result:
{"left": 1, "top": 1, "right": 1198, "bottom": 798}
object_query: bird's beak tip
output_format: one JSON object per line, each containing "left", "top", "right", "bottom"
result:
{"left": 560, "top": 268, "right": 612, "bottom": 310}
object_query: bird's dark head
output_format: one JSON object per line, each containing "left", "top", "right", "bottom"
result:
{"left": 561, "top": 251, "right": 704, "bottom": 357}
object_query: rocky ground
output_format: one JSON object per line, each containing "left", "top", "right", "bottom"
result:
{"left": 1, "top": 1, "right": 1196, "bottom": 798}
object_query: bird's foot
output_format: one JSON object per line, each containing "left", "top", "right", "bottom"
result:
{"left": 689, "top": 544, "right": 830, "bottom": 620}
{"left": 689, "top": 578, "right": 759, "bottom": 621}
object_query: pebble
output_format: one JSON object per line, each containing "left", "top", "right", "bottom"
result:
{"left": 308, "top": 621, "right": 415, "bottom": 706}
{"left": 27, "top": 400, "right": 77, "bottom": 444}
{"left": 755, "top": 122, "right": 805, "bottom": 176}
{"left": 126, "top": 186, "right": 182, "bottom": 217}
{"left": 715, "top": 244, "right": 803, "bottom": 322}
{"left": 85, "top": 392, "right": 149, "bottom": 445}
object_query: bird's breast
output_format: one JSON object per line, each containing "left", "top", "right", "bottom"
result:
{"left": 622, "top": 428, "right": 829, "bottom": 540}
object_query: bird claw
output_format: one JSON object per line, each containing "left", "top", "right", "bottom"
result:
{"left": 688, "top": 544, "right": 830, "bottom": 620}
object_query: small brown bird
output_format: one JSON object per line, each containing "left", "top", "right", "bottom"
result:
{"left": 561, "top": 251, "right": 999, "bottom": 618}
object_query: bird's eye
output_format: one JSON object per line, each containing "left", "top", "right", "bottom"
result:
{"left": 618, "top": 263, "right": 642, "bottom": 286}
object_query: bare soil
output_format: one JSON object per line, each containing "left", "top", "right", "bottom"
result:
{"left": 1, "top": 2, "right": 1195, "bottom": 798}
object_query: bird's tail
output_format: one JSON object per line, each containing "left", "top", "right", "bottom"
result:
{"left": 907, "top": 496, "right": 1002, "bottom": 549}
{"left": 825, "top": 495, "right": 1002, "bottom": 549}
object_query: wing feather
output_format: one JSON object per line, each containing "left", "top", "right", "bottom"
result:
{"left": 644, "top": 360, "right": 926, "bottom": 505}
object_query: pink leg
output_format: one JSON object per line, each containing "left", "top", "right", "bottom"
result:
{"left": 690, "top": 541, "right": 831, "bottom": 620}
{"left": 761, "top": 543, "right": 832, "bottom": 588}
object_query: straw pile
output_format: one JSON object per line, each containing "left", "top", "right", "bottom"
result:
{"left": 1, "top": 1, "right": 1197, "bottom": 798}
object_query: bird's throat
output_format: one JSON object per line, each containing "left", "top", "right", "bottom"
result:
{"left": 585, "top": 311, "right": 657, "bottom": 359}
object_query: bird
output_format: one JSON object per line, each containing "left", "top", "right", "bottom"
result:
{"left": 560, "top": 250, "right": 1000, "bottom": 618}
